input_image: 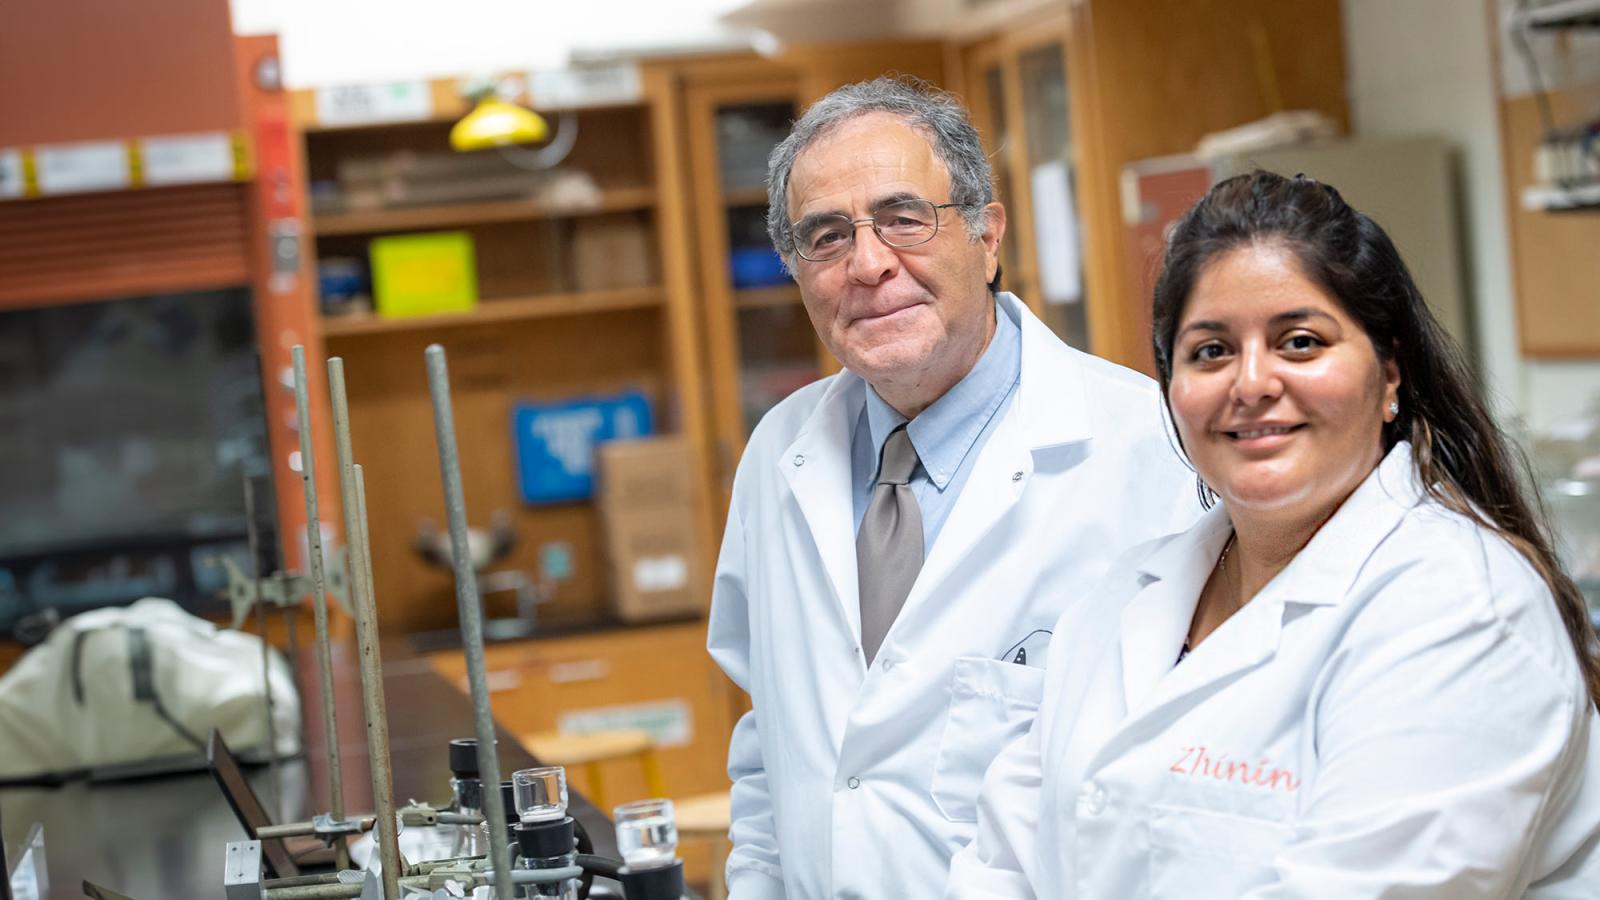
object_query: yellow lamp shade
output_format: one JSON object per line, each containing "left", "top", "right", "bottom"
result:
{"left": 450, "top": 97, "right": 549, "bottom": 151}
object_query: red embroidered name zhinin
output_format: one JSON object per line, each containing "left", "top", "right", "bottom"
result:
{"left": 1169, "top": 745, "right": 1300, "bottom": 792}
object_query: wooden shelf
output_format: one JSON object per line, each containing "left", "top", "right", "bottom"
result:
{"left": 313, "top": 186, "right": 657, "bottom": 236}
{"left": 320, "top": 286, "right": 664, "bottom": 337}
{"left": 724, "top": 186, "right": 770, "bottom": 206}
{"left": 1523, "top": 182, "right": 1600, "bottom": 213}
{"left": 734, "top": 284, "right": 801, "bottom": 310}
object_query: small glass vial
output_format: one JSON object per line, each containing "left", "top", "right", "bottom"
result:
{"left": 513, "top": 766, "right": 568, "bottom": 823}
{"left": 512, "top": 766, "right": 579, "bottom": 900}
{"left": 614, "top": 799, "right": 678, "bottom": 871}
{"left": 615, "top": 799, "right": 685, "bottom": 900}
{"left": 447, "top": 738, "right": 489, "bottom": 859}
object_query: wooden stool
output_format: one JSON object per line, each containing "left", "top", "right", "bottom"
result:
{"left": 674, "top": 791, "right": 731, "bottom": 900}
{"left": 520, "top": 728, "right": 666, "bottom": 810}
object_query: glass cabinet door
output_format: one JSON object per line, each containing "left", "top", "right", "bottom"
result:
{"left": 712, "top": 100, "right": 820, "bottom": 436}
{"left": 978, "top": 65, "right": 1029, "bottom": 303}
{"left": 1018, "top": 42, "right": 1090, "bottom": 351}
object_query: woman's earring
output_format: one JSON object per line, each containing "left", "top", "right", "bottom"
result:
{"left": 1387, "top": 400, "right": 1400, "bottom": 418}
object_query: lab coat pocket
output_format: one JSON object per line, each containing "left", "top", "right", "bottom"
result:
{"left": 1147, "top": 804, "right": 1292, "bottom": 898}
{"left": 931, "top": 656, "right": 1045, "bottom": 823}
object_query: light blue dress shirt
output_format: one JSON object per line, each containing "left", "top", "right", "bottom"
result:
{"left": 850, "top": 296, "right": 1023, "bottom": 557}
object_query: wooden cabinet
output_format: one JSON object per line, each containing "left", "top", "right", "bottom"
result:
{"left": 1493, "top": 1, "right": 1600, "bottom": 359}
{"left": 680, "top": 66, "right": 819, "bottom": 510}
{"left": 663, "top": 45, "right": 947, "bottom": 510}
{"left": 291, "top": 71, "right": 717, "bottom": 636}
{"left": 1502, "top": 90, "right": 1600, "bottom": 356}
{"left": 955, "top": 15, "right": 1088, "bottom": 349}
{"left": 425, "top": 621, "right": 734, "bottom": 805}
{"left": 953, "top": 1, "right": 1349, "bottom": 373}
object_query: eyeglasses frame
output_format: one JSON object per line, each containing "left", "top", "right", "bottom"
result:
{"left": 791, "top": 199, "right": 972, "bottom": 263}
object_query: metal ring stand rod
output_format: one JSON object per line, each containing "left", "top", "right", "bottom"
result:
{"left": 424, "top": 343, "right": 516, "bottom": 900}
{"left": 290, "top": 345, "right": 350, "bottom": 872}
{"left": 326, "top": 357, "right": 403, "bottom": 899}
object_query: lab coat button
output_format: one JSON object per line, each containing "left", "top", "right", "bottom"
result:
{"left": 882, "top": 659, "right": 895, "bottom": 672}
{"left": 1012, "top": 471, "right": 1024, "bottom": 482}
{"left": 1080, "top": 782, "right": 1107, "bottom": 816}
{"left": 847, "top": 776, "right": 861, "bottom": 789}
{"left": 792, "top": 454, "right": 805, "bottom": 467}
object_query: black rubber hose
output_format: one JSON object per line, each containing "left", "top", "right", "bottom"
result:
{"left": 577, "top": 853, "right": 625, "bottom": 881}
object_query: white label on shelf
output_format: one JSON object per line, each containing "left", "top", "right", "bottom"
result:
{"left": 633, "top": 554, "right": 689, "bottom": 593}
{"left": 0, "top": 149, "right": 23, "bottom": 199}
{"left": 528, "top": 63, "right": 642, "bottom": 108}
{"left": 475, "top": 669, "right": 524, "bottom": 693}
{"left": 558, "top": 698, "right": 693, "bottom": 749}
{"left": 548, "top": 658, "right": 610, "bottom": 684}
{"left": 35, "top": 140, "right": 128, "bottom": 195}
{"left": 140, "top": 132, "right": 235, "bottom": 185}
{"left": 315, "top": 80, "right": 433, "bottom": 126}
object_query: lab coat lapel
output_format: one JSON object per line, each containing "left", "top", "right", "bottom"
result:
{"left": 1119, "top": 508, "right": 1234, "bottom": 712}
{"left": 779, "top": 374, "right": 866, "bottom": 641}
{"left": 1124, "top": 443, "right": 1425, "bottom": 721}
{"left": 907, "top": 296, "right": 1093, "bottom": 607}
{"left": 1144, "top": 575, "right": 1287, "bottom": 714}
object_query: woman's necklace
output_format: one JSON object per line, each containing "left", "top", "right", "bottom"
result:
{"left": 1180, "top": 531, "right": 1236, "bottom": 662}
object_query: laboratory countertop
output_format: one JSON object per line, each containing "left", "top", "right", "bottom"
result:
{"left": 0, "top": 636, "right": 634, "bottom": 899}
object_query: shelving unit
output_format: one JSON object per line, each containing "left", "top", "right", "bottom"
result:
{"left": 292, "top": 73, "right": 717, "bottom": 636}
{"left": 733, "top": 284, "right": 803, "bottom": 311}
{"left": 1495, "top": 0, "right": 1600, "bottom": 354}
{"left": 313, "top": 186, "right": 657, "bottom": 236}
{"left": 723, "top": 186, "right": 770, "bottom": 207}
{"left": 673, "top": 45, "right": 948, "bottom": 511}
{"left": 319, "top": 286, "right": 664, "bottom": 337}
{"left": 680, "top": 71, "right": 817, "bottom": 508}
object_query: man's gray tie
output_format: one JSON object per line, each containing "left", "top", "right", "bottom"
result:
{"left": 858, "top": 425, "right": 923, "bottom": 666}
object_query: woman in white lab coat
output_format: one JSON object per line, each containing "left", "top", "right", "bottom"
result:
{"left": 946, "top": 171, "right": 1600, "bottom": 898}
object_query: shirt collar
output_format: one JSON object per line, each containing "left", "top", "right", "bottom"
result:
{"left": 863, "top": 299, "right": 1022, "bottom": 489}
{"left": 1136, "top": 442, "right": 1424, "bottom": 607}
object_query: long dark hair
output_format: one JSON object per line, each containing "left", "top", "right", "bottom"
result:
{"left": 1151, "top": 170, "right": 1600, "bottom": 708}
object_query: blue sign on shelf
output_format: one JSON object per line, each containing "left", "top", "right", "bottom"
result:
{"left": 512, "top": 391, "right": 653, "bottom": 505}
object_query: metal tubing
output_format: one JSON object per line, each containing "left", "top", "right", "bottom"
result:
{"left": 242, "top": 471, "right": 282, "bottom": 820}
{"left": 422, "top": 343, "right": 515, "bottom": 900}
{"left": 290, "top": 345, "right": 350, "bottom": 872}
{"left": 326, "top": 355, "right": 402, "bottom": 900}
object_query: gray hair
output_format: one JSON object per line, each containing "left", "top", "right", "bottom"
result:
{"left": 766, "top": 76, "right": 995, "bottom": 263}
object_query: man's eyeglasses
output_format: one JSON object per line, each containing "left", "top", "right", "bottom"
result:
{"left": 792, "top": 198, "right": 968, "bottom": 263}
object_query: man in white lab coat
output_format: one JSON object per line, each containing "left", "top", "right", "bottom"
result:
{"left": 706, "top": 77, "right": 1199, "bottom": 898}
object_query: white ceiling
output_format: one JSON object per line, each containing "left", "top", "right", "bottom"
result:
{"left": 230, "top": 0, "right": 756, "bottom": 88}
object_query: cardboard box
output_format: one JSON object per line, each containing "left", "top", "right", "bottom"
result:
{"left": 603, "top": 504, "right": 701, "bottom": 621}
{"left": 597, "top": 436, "right": 694, "bottom": 510}
{"left": 598, "top": 436, "right": 702, "bottom": 622}
{"left": 571, "top": 213, "right": 654, "bottom": 292}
